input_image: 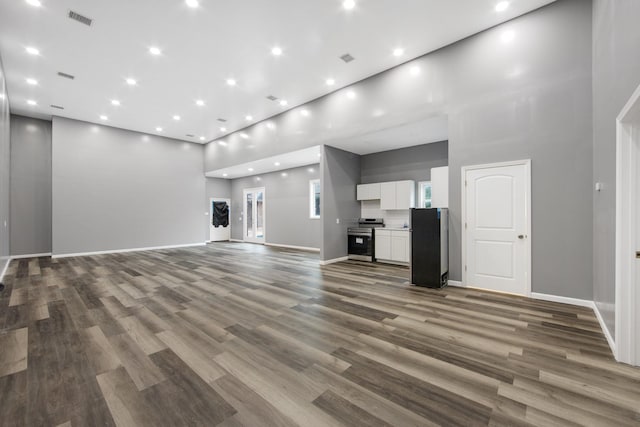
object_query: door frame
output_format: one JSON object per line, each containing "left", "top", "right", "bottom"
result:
{"left": 461, "top": 159, "right": 532, "bottom": 296}
{"left": 615, "top": 83, "right": 640, "bottom": 365}
{"left": 242, "top": 187, "right": 266, "bottom": 244}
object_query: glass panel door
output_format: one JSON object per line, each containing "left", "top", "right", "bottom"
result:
{"left": 243, "top": 187, "right": 265, "bottom": 243}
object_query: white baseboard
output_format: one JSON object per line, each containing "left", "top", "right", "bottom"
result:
{"left": 265, "top": 243, "right": 320, "bottom": 253}
{"left": 229, "top": 239, "right": 244, "bottom": 243}
{"left": 11, "top": 252, "right": 52, "bottom": 260}
{"left": 592, "top": 302, "right": 617, "bottom": 358}
{"left": 319, "top": 256, "right": 349, "bottom": 266}
{"left": 52, "top": 242, "right": 206, "bottom": 259}
{"left": 531, "top": 292, "right": 594, "bottom": 309}
{"left": 0, "top": 258, "right": 10, "bottom": 283}
{"left": 448, "top": 280, "right": 463, "bottom": 288}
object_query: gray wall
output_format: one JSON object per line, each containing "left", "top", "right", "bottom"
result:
{"left": 52, "top": 117, "right": 205, "bottom": 255}
{"left": 592, "top": 0, "right": 640, "bottom": 334}
{"left": 229, "top": 164, "right": 321, "bottom": 249}
{"left": 321, "top": 145, "right": 361, "bottom": 261}
{"left": 205, "top": 0, "right": 593, "bottom": 299}
{"left": 10, "top": 115, "right": 52, "bottom": 256}
{"left": 360, "top": 141, "right": 448, "bottom": 189}
{"left": 0, "top": 56, "right": 9, "bottom": 277}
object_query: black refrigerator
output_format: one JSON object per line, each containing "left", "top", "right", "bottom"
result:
{"left": 410, "top": 208, "right": 448, "bottom": 288}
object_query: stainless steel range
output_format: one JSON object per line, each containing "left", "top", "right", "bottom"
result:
{"left": 347, "top": 218, "right": 385, "bottom": 262}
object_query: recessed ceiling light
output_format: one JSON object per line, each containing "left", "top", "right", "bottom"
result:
{"left": 222, "top": 173, "right": 228, "bottom": 177}
{"left": 220, "top": 127, "right": 227, "bottom": 132}
{"left": 343, "top": 0, "right": 356, "bottom": 10}
{"left": 266, "top": 122, "right": 275, "bottom": 130}
{"left": 240, "top": 133, "right": 249, "bottom": 139}
{"left": 346, "top": 90, "right": 356, "bottom": 100}
{"left": 196, "top": 99, "right": 205, "bottom": 106}
{"left": 274, "top": 162, "right": 280, "bottom": 166}
{"left": 393, "top": 48, "right": 405, "bottom": 57}
{"left": 126, "top": 78, "right": 137, "bottom": 86}
{"left": 99, "top": 115, "right": 108, "bottom": 120}
{"left": 0, "top": 94, "right": 5, "bottom": 100}
{"left": 245, "top": 115, "right": 253, "bottom": 121}
{"left": 248, "top": 168, "right": 254, "bottom": 172}
{"left": 111, "top": 99, "right": 121, "bottom": 106}
{"left": 185, "top": 0, "right": 199, "bottom": 8}
{"left": 149, "top": 46, "right": 162, "bottom": 55}
{"left": 256, "top": 177, "right": 262, "bottom": 181}
{"left": 26, "top": 0, "right": 41, "bottom": 7}
{"left": 226, "top": 78, "right": 237, "bottom": 86}
{"left": 317, "top": 153, "right": 321, "bottom": 157}
{"left": 281, "top": 173, "right": 288, "bottom": 177}
{"left": 308, "top": 168, "right": 314, "bottom": 173}
{"left": 326, "top": 78, "right": 336, "bottom": 86}
{"left": 173, "top": 115, "right": 181, "bottom": 121}
{"left": 218, "top": 140, "right": 227, "bottom": 146}
{"left": 27, "top": 99, "right": 37, "bottom": 106}
{"left": 271, "top": 46, "right": 283, "bottom": 56}
{"left": 501, "top": 30, "right": 515, "bottom": 43}
{"left": 25, "top": 46, "right": 40, "bottom": 56}
{"left": 495, "top": 1, "right": 509, "bottom": 12}
{"left": 410, "top": 65, "right": 421, "bottom": 76}
{"left": 26, "top": 78, "right": 38, "bottom": 85}
{"left": 300, "top": 109, "right": 310, "bottom": 117}
{"left": 279, "top": 99, "right": 288, "bottom": 106}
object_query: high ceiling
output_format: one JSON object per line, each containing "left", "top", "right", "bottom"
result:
{"left": 0, "top": 0, "right": 555, "bottom": 144}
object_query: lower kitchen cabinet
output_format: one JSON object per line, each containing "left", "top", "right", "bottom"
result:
{"left": 375, "top": 229, "right": 409, "bottom": 264}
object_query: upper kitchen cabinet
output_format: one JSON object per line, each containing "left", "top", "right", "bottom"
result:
{"left": 356, "top": 183, "right": 381, "bottom": 201}
{"left": 380, "top": 180, "right": 415, "bottom": 210}
{"left": 431, "top": 166, "right": 449, "bottom": 208}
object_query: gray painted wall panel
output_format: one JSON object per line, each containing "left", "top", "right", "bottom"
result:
{"left": 52, "top": 117, "right": 205, "bottom": 255}
{"left": 10, "top": 115, "right": 52, "bottom": 256}
{"left": 360, "top": 141, "right": 448, "bottom": 188}
{"left": 0, "top": 56, "right": 9, "bottom": 276}
{"left": 206, "top": 0, "right": 594, "bottom": 298}
{"left": 229, "top": 164, "right": 320, "bottom": 248}
{"left": 321, "top": 145, "right": 361, "bottom": 261}
{"left": 592, "top": 0, "right": 640, "bottom": 334}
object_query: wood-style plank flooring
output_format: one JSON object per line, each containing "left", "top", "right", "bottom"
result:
{"left": 0, "top": 242, "right": 639, "bottom": 426}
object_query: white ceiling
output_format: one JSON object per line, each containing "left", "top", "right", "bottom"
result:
{"left": 0, "top": 0, "right": 556, "bottom": 144}
{"left": 206, "top": 146, "right": 321, "bottom": 179}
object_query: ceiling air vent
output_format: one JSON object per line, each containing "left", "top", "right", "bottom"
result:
{"left": 57, "top": 72, "right": 75, "bottom": 80}
{"left": 50, "top": 104, "right": 64, "bottom": 110}
{"left": 68, "top": 10, "right": 93, "bottom": 26}
{"left": 266, "top": 95, "right": 278, "bottom": 101}
{"left": 185, "top": 134, "right": 195, "bottom": 138}
{"left": 217, "top": 118, "right": 227, "bottom": 123}
{"left": 340, "top": 53, "right": 355, "bottom": 63}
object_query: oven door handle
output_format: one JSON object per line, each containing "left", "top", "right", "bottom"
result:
{"left": 349, "top": 232, "right": 372, "bottom": 237}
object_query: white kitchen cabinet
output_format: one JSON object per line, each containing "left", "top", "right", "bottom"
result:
{"left": 376, "top": 229, "right": 409, "bottom": 263}
{"left": 431, "top": 166, "right": 449, "bottom": 208}
{"left": 356, "top": 183, "right": 381, "bottom": 201}
{"left": 375, "top": 230, "right": 391, "bottom": 260}
{"left": 379, "top": 180, "right": 415, "bottom": 210}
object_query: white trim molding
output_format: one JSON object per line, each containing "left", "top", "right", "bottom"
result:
{"left": 52, "top": 242, "right": 206, "bottom": 259}
{"left": 530, "top": 292, "right": 593, "bottom": 309}
{"left": 265, "top": 243, "right": 320, "bottom": 252}
{"left": 319, "top": 256, "right": 349, "bottom": 266}
{"left": 228, "top": 239, "right": 244, "bottom": 243}
{"left": 0, "top": 258, "right": 10, "bottom": 283}
{"left": 11, "top": 252, "right": 52, "bottom": 260}
{"left": 448, "top": 280, "right": 463, "bottom": 288}
{"left": 615, "top": 82, "right": 640, "bottom": 366}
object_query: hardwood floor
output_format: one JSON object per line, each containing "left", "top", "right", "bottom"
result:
{"left": 0, "top": 242, "right": 639, "bottom": 426}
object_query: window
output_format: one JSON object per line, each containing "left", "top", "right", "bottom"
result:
{"left": 309, "top": 179, "right": 321, "bottom": 218}
{"left": 419, "top": 181, "right": 432, "bottom": 208}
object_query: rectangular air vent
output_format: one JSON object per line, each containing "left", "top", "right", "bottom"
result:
{"left": 217, "top": 118, "right": 227, "bottom": 122}
{"left": 266, "top": 95, "right": 278, "bottom": 101}
{"left": 340, "top": 53, "right": 355, "bottom": 63}
{"left": 50, "top": 104, "right": 64, "bottom": 110}
{"left": 68, "top": 10, "right": 93, "bottom": 26}
{"left": 57, "top": 72, "right": 75, "bottom": 80}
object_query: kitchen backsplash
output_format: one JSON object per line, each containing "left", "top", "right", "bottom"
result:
{"left": 361, "top": 200, "right": 410, "bottom": 228}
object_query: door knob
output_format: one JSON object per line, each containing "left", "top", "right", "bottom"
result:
{"left": 518, "top": 235, "right": 526, "bottom": 239}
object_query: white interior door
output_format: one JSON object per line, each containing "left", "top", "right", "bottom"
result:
{"left": 463, "top": 160, "right": 531, "bottom": 295}
{"left": 210, "top": 198, "right": 231, "bottom": 242}
{"left": 243, "top": 188, "right": 265, "bottom": 244}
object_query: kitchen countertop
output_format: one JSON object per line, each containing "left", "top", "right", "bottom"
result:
{"left": 378, "top": 227, "right": 410, "bottom": 231}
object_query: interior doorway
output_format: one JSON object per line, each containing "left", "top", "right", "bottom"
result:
{"left": 209, "top": 198, "right": 230, "bottom": 242}
{"left": 615, "top": 84, "right": 640, "bottom": 366}
{"left": 243, "top": 187, "right": 265, "bottom": 244}
{"left": 462, "top": 160, "right": 531, "bottom": 296}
